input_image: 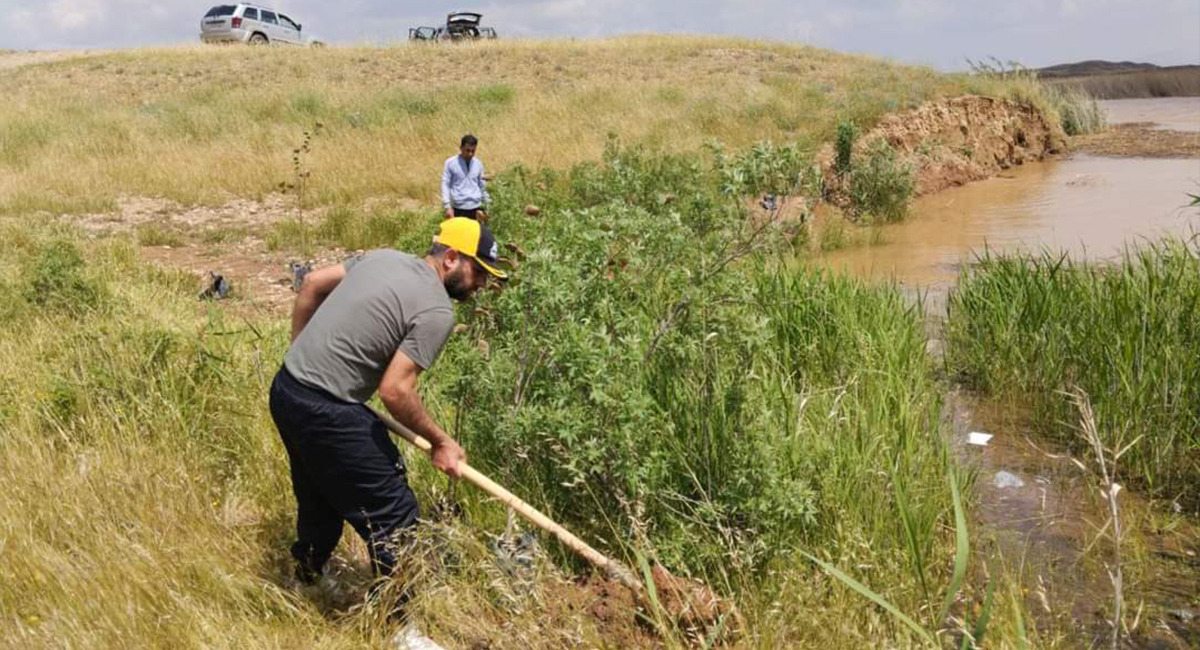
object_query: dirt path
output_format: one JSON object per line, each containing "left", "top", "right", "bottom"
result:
{"left": 69, "top": 195, "right": 347, "bottom": 315}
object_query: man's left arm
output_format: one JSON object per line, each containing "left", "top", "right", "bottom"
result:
{"left": 290, "top": 263, "right": 347, "bottom": 342}
{"left": 477, "top": 160, "right": 490, "bottom": 212}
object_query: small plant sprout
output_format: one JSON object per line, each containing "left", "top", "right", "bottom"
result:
{"left": 278, "top": 121, "right": 324, "bottom": 259}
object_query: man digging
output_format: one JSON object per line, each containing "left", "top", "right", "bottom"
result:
{"left": 268, "top": 218, "right": 507, "bottom": 648}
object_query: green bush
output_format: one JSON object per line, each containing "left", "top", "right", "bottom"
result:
{"left": 426, "top": 142, "right": 950, "bottom": 584}
{"left": 23, "top": 240, "right": 105, "bottom": 314}
{"left": 710, "top": 141, "right": 820, "bottom": 198}
{"left": 848, "top": 140, "right": 914, "bottom": 223}
{"left": 835, "top": 120, "right": 857, "bottom": 176}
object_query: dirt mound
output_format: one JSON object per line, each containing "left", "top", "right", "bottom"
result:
{"left": 822, "top": 95, "right": 1067, "bottom": 196}
{"left": 544, "top": 575, "right": 658, "bottom": 648}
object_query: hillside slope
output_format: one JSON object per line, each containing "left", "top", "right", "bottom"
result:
{"left": 0, "top": 37, "right": 1040, "bottom": 215}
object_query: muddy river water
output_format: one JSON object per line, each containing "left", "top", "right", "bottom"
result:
{"left": 822, "top": 107, "right": 1199, "bottom": 292}
{"left": 820, "top": 98, "right": 1200, "bottom": 647}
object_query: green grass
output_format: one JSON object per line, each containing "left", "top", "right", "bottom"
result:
{"left": 945, "top": 240, "right": 1200, "bottom": 495}
{"left": 0, "top": 140, "right": 1045, "bottom": 648}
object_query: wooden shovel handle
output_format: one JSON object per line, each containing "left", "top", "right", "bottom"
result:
{"left": 367, "top": 405, "right": 642, "bottom": 591}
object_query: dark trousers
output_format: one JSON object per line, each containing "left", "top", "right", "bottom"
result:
{"left": 269, "top": 366, "right": 420, "bottom": 579}
{"left": 452, "top": 207, "right": 479, "bottom": 219}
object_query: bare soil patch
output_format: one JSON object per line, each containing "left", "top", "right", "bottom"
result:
{"left": 140, "top": 242, "right": 349, "bottom": 315}
{"left": 68, "top": 195, "right": 345, "bottom": 314}
{"left": 1073, "top": 123, "right": 1200, "bottom": 158}
{"left": 73, "top": 195, "right": 302, "bottom": 236}
{"left": 821, "top": 95, "right": 1067, "bottom": 197}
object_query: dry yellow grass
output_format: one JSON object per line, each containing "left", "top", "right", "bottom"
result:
{"left": 0, "top": 37, "right": 1079, "bottom": 649}
{"left": 0, "top": 36, "right": 976, "bottom": 215}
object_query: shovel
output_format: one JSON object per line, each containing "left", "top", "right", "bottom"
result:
{"left": 366, "top": 405, "right": 642, "bottom": 591}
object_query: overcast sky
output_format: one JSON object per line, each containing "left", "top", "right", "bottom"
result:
{"left": 2, "top": 0, "right": 1197, "bottom": 70}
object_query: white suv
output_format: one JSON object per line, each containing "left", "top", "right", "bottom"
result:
{"left": 199, "top": 4, "right": 324, "bottom": 46}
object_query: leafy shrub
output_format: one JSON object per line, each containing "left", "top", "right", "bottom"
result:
{"left": 847, "top": 140, "right": 914, "bottom": 223}
{"left": 835, "top": 120, "right": 857, "bottom": 175}
{"left": 428, "top": 142, "right": 948, "bottom": 577}
{"left": 710, "top": 141, "right": 820, "bottom": 198}
{"left": 23, "top": 240, "right": 104, "bottom": 314}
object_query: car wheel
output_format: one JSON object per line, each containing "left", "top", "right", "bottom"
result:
{"left": 249, "top": 33, "right": 268, "bottom": 45}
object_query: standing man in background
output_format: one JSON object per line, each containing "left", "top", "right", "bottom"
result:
{"left": 441, "top": 134, "right": 489, "bottom": 220}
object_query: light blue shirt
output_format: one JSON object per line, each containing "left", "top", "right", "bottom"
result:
{"left": 441, "top": 155, "right": 489, "bottom": 210}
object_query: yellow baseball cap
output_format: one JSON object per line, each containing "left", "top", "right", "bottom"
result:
{"left": 434, "top": 217, "right": 508, "bottom": 279}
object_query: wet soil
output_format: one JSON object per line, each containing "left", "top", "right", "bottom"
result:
{"left": 1074, "top": 123, "right": 1200, "bottom": 158}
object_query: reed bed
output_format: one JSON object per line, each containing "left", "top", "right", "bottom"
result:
{"left": 1048, "top": 67, "right": 1200, "bottom": 99}
{"left": 944, "top": 240, "right": 1200, "bottom": 496}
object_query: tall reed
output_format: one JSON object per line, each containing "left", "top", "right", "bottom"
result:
{"left": 944, "top": 240, "right": 1200, "bottom": 494}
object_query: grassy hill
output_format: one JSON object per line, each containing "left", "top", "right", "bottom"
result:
{"left": 1, "top": 37, "right": 1084, "bottom": 649}
{"left": 0, "top": 37, "right": 1046, "bottom": 216}
{"left": 1036, "top": 59, "right": 1163, "bottom": 78}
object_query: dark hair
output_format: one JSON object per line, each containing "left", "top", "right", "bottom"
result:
{"left": 428, "top": 241, "right": 485, "bottom": 274}
{"left": 461, "top": 134, "right": 478, "bottom": 148}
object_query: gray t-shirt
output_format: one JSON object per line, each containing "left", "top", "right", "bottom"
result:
{"left": 284, "top": 250, "right": 455, "bottom": 403}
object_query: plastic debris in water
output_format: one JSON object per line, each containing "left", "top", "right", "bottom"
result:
{"left": 993, "top": 471, "right": 1025, "bottom": 489}
{"left": 198, "top": 271, "right": 231, "bottom": 300}
{"left": 967, "top": 431, "right": 993, "bottom": 446}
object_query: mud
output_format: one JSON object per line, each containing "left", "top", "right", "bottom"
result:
{"left": 1098, "top": 98, "right": 1200, "bottom": 133}
{"left": 822, "top": 153, "right": 1200, "bottom": 293}
{"left": 820, "top": 95, "right": 1066, "bottom": 198}
{"left": 1074, "top": 122, "right": 1200, "bottom": 158}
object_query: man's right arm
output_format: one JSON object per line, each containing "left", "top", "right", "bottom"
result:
{"left": 378, "top": 349, "right": 465, "bottom": 477}
{"left": 290, "top": 263, "right": 346, "bottom": 342}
